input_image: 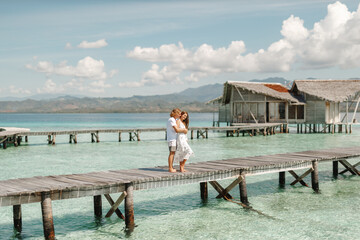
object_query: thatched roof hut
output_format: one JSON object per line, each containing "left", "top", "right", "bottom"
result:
{"left": 222, "top": 81, "right": 305, "bottom": 105}
{"left": 291, "top": 79, "right": 360, "bottom": 102}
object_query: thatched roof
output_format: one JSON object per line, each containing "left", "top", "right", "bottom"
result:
{"left": 222, "top": 81, "right": 305, "bottom": 105}
{"left": 291, "top": 80, "right": 360, "bottom": 102}
{"left": 206, "top": 96, "right": 223, "bottom": 105}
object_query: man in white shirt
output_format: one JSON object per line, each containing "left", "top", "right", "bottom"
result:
{"left": 167, "top": 108, "right": 188, "bottom": 172}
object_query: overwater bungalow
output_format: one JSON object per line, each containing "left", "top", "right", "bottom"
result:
{"left": 218, "top": 81, "right": 305, "bottom": 125}
{"left": 213, "top": 79, "right": 360, "bottom": 133}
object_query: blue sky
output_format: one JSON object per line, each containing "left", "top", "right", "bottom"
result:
{"left": 1, "top": 0, "right": 360, "bottom": 98}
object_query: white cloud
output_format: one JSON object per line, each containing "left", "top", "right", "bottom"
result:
{"left": 9, "top": 86, "right": 31, "bottom": 95}
{"left": 37, "top": 79, "right": 64, "bottom": 94}
{"left": 77, "top": 39, "right": 108, "bottom": 49}
{"left": 37, "top": 78, "right": 112, "bottom": 94}
{"left": 65, "top": 42, "right": 72, "bottom": 49}
{"left": 125, "top": 1, "right": 360, "bottom": 87}
{"left": 26, "top": 56, "right": 116, "bottom": 80}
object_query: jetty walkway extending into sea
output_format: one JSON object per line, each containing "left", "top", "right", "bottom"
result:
{"left": 0, "top": 123, "right": 285, "bottom": 149}
{"left": 1, "top": 146, "right": 359, "bottom": 239}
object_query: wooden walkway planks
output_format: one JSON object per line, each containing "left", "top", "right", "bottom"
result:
{"left": 1, "top": 146, "right": 360, "bottom": 207}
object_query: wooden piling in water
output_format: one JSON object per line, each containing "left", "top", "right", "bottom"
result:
{"left": 200, "top": 182, "right": 208, "bottom": 200}
{"left": 13, "top": 205, "right": 22, "bottom": 233}
{"left": 41, "top": 192, "right": 55, "bottom": 240}
{"left": 279, "top": 172, "right": 285, "bottom": 187}
{"left": 311, "top": 161, "right": 319, "bottom": 193}
{"left": 333, "top": 161, "right": 338, "bottom": 178}
{"left": 119, "top": 132, "right": 122, "bottom": 142}
{"left": 125, "top": 183, "right": 135, "bottom": 231}
{"left": 191, "top": 130, "right": 194, "bottom": 140}
{"left": 239, "top": 172, "right": 249, "bottom": 205}
{"left": 94, "top": 195, "right": 102, "bottom": 217}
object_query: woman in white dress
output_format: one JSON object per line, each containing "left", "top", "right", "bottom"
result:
{"left": 174, "top": 111, "right": 194, "bottom": 172}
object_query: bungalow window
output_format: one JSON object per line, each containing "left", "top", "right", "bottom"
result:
{"left": 269, "top": 102, "right": 286, "bottom": 120}
{"left": 297, "top": 105, "right": 304, "bottom": 119}
{"left": 288, "top": 105, "right": 296, "bottom": 119}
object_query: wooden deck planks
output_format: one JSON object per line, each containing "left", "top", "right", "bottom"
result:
{"left": 1, "top": 146, "right": 360, "bottom": 207}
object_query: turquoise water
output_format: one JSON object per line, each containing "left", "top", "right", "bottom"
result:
{"left": 0, "top": 113, "right": 359, "bottom": 240}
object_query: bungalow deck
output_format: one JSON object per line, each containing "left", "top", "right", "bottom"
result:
{"left": 1, "top": 146, "right": 359, "bottom": 239}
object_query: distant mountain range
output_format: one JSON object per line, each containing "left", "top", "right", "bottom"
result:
{"left": 0, "top": 77, "right": 291, "bottom": 113}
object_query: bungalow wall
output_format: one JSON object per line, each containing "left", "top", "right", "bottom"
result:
{"left": 229, "top": 87, "right": 305, "bottom": 124}
{"left": 304, "top": 94, "right": 340, "bottom": 123}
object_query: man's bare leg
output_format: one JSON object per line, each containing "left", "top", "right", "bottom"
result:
{"left": 168, "top": 151, "right": 177, "bottom": 172}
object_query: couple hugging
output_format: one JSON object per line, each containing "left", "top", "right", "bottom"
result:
{"left": 167, "top": 108, "right": 194, "bottom": 173}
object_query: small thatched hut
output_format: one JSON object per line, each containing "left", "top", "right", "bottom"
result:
{"left": 220, "top": 81, "right": 305, "bottom": 124}
{"left": 291, "top": 80, "right": 360, "bottom": 124}
{"left": 215, "top": 80, "right": 360, "bottom": 128}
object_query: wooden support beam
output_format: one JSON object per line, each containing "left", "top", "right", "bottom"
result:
{"left": 279, "top": 171, "right": 285, "bottom": 187}
{"left": 339, "top": 161, "right": 360, "bottom": 174}
{"left": 104, "top": 194, "right": 125, "bottom": 219}
{"left": 205, "top": 129, "right": 208, "bottom": 139}
{"left": 209, "top": 181, "right": 233, "bottom": 200}
{"left": 191, "top": 130, "right": 194, "bottom": 140}
{"left": 311, "top": 161, "right": 319, "bottom": 193}
{"left": 52, "top": 135, "right": 56, "bottom": 145}
{"left": 48, "top": 135, "right": 52, "bottom": 144}
{"left": 105, "top": 192, "right": 127, "bottom": 218}
{"left": 94, "top": 195, "right": 102, "bottom": 217}
{"left": 13, "top": 205, "right": 22, "bottom": 233}
{"left": 25, "top": 136, "right": 28, "bottom": 142}
{"left": 288, "top": 170, "right": 309, "bottom": 187}
{"left": 197, "top": 130, "right": 200, "bottom": 139}
{"left": 339, "top": 160, "right": 360, "bottom": 176}
{"left": 290, "top": 168, "right": 313, "bottom": 186}
{"left": 200, "top": 182, "right": 208, "bottom": 200}
{"left": 239, "top": 172, "right": 249, "bottom": 205}
{"left": 41, "top": 192, "right": 55, "bottom": 240}
{"left": 333, "top": 161, "right": 338, "bottom": 178}
{"left": 119, "top": 132, "right": 122, "bottom": 142}
{"left": 91, "top": 133, "right": 95, "bottom": 143}
{"left": 215, "top": 176, "right": 243, "bottom": 199}
{"left": 125, "top": 183, "right": 135, "bottom": 231}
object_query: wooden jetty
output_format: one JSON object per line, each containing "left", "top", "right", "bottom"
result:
{"left": 0, "top": 147, "right": 359, "bottom": 239}
{"left": 0, "top": 123, "right": 284, "bottom": 149}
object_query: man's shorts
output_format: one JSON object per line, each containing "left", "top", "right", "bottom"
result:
{"left": 168, "top": 141, "right": 176, "bottom": 152}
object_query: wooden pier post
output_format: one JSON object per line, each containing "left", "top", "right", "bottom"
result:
{"left": 96, "top": 131, "right": 100, "bottom": 143}
{"left": 239, "top": 172, "right": 249, "bottom": 205}
{"left": 305, "top": 124, "right": 307, "bottom": 134}
{"left": 197, "top": 130, "right": 200, "bottom": 139}
{"left": 119, "top": 132, "right": 122, "bottom": 142}
{"left": 48, "top": 135, "right": 52, "bottom": 144}
{"left": 125, "top": 183, "right": 135, "bottom": 231}
{"left": 191, "top": 130, "right": 194, "bottom": 140}
{"left": 338, "top": 124, "right": 342, "bottom": 133}
{"left": 279, "top": 171, "right": 285, "bottom": 188}
{"left": 94, "top": 195, "right": 102, "bottom": 217}
{"left": 25, "top": 136, "right": 28, "bottom": 142}
{"left": 13, "top": 205, "right": 22, "bottom": 233}
{"left": 41, "top": 192, "right": 55, "bottom": 240}
{"left": 129, "top": 132, "right": 132, "bottom": 141}
{"left": 136, "top": 130, "right": 141, "bottom": 141}
{"left": 205, "top": 129, "right": 208, "bottom": 139}
{"left": 200, "top": 182, "right": 208, "bottom": 200}
{"left": 311, "top": 161, "right": 319, "bottom": 193}
{"left": 297, "top": 124, "right": 299, "bottom": 134}
{"left": 333, "top": 161, "right": 338, "bottom": 178}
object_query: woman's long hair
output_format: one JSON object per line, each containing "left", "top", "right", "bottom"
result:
{"left": 181, "top": 111, "right": 189, "bottom": 128}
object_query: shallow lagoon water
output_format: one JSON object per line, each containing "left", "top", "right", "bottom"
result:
{"left": 0, "top": 113, "right": 359, "bottom": 239}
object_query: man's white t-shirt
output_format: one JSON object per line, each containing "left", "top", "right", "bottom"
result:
{"left": 166, "top": 117, "right": 177, "bottom": 146}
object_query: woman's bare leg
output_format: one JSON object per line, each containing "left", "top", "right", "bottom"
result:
{"left": 180, "top": 159, "right": 187, "bottom": 172}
